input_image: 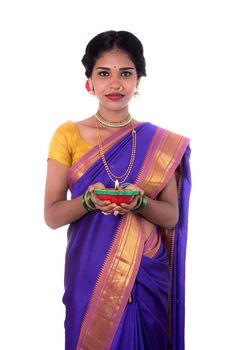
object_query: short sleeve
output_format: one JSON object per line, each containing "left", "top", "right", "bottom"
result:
{"left": 48, "top": 122, "right": 73, "bottom": 167}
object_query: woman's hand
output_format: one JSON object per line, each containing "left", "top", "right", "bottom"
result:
{"left": 86, "top": 173, "right": 179, "bottom": 228}
{"left": 113, "top": 184, "right": 144, "bottom": 216}
{"left": 88, "top": 182, "right": 117, "bottom": 214}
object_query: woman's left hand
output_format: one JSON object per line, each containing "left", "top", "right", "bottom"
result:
{"left": 113, "top": 184, "right": 144, "bottom": 216}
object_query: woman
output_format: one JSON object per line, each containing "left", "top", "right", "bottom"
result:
{"left": 44, "top": 30, "right": 191, "bottom": 350}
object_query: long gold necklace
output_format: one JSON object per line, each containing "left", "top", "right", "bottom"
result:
{"left": 96, "top": 115, "right": 136, "bottom": 185}
{"left": 95, "top": 111, "right": 132, "bottom": 128}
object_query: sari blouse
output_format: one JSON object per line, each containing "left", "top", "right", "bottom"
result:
{"left": 48, "top": 121, "right": 93, "bottom": 167}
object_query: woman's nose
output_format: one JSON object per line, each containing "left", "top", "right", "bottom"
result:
{"left": 109, "top": 75, "right": 123, "bottom": 90}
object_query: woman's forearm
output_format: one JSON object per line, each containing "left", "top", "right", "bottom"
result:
{"left": 140, "top": 196, "right": 179, "bottom": 228}
{"left": 44, "top": 193, "right": 178, "bottom": 230}
{"left": 44, "top": 196, "right": 87, "bottom": 230}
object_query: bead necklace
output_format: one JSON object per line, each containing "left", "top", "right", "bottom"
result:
{"left": 95, "top": 115, "right": 136, "bottom": 185}
{"left": 95, "top": 111, "right": 132, "bottom": 128}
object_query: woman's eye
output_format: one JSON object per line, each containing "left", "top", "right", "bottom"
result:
{"left": 99, "top": 71, "right": 109, "bottom": 77}
{"left": 121, "top": 71, "right": 132, "bottom": 77}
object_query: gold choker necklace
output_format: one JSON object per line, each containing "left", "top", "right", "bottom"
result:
{"left": 95, "top": 111, "right": 132, "bottom": 128}
{"left": 96, "top": 118, "right": 136, "bottom": 185}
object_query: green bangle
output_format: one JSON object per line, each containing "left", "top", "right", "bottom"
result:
{"left": 131, "top": 194, "right": 142, "bottom": 212}
{"left": 87, "top": 191, "right": 96, "bottom": 209}
{"left": 81, "top": 194, "right": 90, "bottom": 212}
{"left": 141, "top": 195, "right": 147, "bottom": 210}
{"left": 82, "top": 193, "right": 96, "bottom": 212}
{"left": 132, "top": 195, "right": 147, "bottom": 213}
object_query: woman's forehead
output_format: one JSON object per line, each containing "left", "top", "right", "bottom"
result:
{"left": 94, "top": 50, "right": 135, "bottom": 69}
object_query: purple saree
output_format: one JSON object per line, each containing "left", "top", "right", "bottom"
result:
{"left": 64, "top": 122, "right": 191, "bottom": 350}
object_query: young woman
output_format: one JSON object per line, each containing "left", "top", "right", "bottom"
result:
{"left": 44, "top": 30, "right": 191, "bottom": 350}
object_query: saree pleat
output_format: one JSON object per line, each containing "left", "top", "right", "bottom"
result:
{"left": 110, "top": 244, "right": 171, "bottom": 350}
{"left": 63, "top": 122, "right": 191, "bottom": 350}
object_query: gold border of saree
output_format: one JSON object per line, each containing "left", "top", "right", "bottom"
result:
{"left": 76, "top": 213, "right": 145, "bottom": 349}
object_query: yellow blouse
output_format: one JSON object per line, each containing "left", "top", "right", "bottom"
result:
{"left": 48, "top": 121, "right": 93, "bottom": 167}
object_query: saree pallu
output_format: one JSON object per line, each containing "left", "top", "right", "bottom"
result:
{"left": 64, "top": 122, "right": 191, "bottom": 350}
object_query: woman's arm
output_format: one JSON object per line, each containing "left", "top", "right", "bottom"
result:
{"left": 44, "top": 159, "right": 88, "bottom": 229}
{"left": 140, "top": 173, "right": 179, "bottom": 228}
{"left": 44, "top": 159, "right": 116, "bottom": 229}
{"left": 119, "top": 173, "right": 179, "bottom": 229}
{"left": 44, "top": 159, "right": 178, "bottom": 230}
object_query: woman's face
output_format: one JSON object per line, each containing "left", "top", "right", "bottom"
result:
{"left": 90, "top": 49, "right": 139, "bottom": 113}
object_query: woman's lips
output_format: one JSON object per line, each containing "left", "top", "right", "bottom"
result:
{"left": 105, "top": 94, "right": 124, "bottom": 101}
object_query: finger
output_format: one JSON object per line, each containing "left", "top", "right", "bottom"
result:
{"left": 131, "top": 196, "right": 139, "bottom": 206}
{"left": 92, "top": 196, "right": 111, "bottom": 206}
{"left": 114, "top": 206, "right": 129, "bottom": 215}
{"left": 99, "top": 200, "right": 114, "bottom": 207}
{"left": 113, "top": 209, "right": 126, "bottom": 216}
{"left": 89, "top": 182, "right": 105, "bottom": 192}
{"left": 119, "top": 203, "right": 129, "bottom": 210}
{"left": 98, "top": 203, "right": 116, "bottom": 212}
{"left": 125, "top": 185, "right": 144, "bottom": 196}
{"left": 120, "top": 197, "right": 138, "bottom": 210}
{"left": 90, "top": 192, "right": 111, "bottom": 205}
{"left": 118, "top": 209, "right": 129, "bottom": 215}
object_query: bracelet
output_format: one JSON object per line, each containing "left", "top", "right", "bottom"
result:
{"left": 82, "top": 194, "right": 92, "bottom": 212}
{"left": 132, "top": 194, "right": 142, "bottom": 210}
{"left": 132, "top": 194, "right": 147, "bottom": 213}
{"left": 82, "top": 191, "right": 96, "bottom": 212}
{"left": 86, "top": 191, "right": 96, "bottom": 209}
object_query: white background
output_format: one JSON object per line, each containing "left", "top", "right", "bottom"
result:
{"left": 0, "top": 0, "right": 233, "bottom": 349}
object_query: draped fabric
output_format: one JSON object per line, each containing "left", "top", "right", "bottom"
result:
{"left": 63, "top": 122, "right": 191, "bottom": 350}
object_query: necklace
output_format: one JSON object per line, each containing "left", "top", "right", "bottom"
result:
{"left": 96, "top": 117, "right": 137, "bottom": 185}
{"left": 95, "top": 111, "right": 132, "bottom": 128}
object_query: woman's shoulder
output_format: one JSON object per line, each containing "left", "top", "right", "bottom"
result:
{"left": 50, "top": 120, "right": 79, "bottom": 154}
{"left": 54, "top": 120, "right": 77, "bottom": 135}
{"left": 145, "top": 122, "right": 189, "bottom": 141}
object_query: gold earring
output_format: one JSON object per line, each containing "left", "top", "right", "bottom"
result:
{"left": 134, "top": 86, "right": 140, "bottom": 96}
{"left": 89, "top": 84, "right": 95, "bottom": 95}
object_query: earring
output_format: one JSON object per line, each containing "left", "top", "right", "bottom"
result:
{"left": 89, "top": 84, "right": 95, "bottom": 96}
{"left": 85, "top": 80, "right": 95, "bottom": 95}
{"left": 134, "top": 86, "right": 140, "bottom": 96}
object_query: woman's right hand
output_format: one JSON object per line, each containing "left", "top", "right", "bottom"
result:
{"left": 88, "top": 183, "right": 117, "bottom": 215}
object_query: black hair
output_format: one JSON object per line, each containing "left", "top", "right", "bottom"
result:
{"left": 81, "top": 30, "right": 146, "bottom": 79}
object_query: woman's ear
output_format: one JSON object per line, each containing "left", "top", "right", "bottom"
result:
{"left": 85, "top": 79, "right": 95, "bottom": 95}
